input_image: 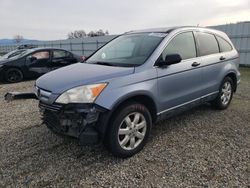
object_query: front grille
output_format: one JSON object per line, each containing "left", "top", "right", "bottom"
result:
{"left": 39, "top": 102, "right": 62, "bottom": 112}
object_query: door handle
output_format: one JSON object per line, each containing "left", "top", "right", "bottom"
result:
{"left": 191, "top": 62, "right": 200, "bottom": 67}
{"left": 220, "top": 56, "right": 226, "bottom": 61}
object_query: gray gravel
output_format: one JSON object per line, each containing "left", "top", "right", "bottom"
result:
{"left": 0, "top": 68, "right": 250, "bottom": 187}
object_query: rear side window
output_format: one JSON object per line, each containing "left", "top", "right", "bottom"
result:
{"left": 53, "top": 50, "right": 72, "bottom": 59}
{"left": 216, "top": 36, "right": 233, "bottom": 52}
{"left": 197, "top": 32, "right": 219, "bottom": 56}
{"left": 162, "top": 32, "right": 196, "bottom": 61}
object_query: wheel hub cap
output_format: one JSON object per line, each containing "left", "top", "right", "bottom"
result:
{"left": 118, "top": 112, "right": 147, "bottom": 150}
{"left": 221, "top": 81, "right": 232, "bottom": 105}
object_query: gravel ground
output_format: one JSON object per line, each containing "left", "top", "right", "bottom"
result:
{"left": 0, "top": 68, "right": 250, "bottom": 187}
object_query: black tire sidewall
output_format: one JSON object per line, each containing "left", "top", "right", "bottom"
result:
{"left": 106, "top": 102, "right": 152, "bottom": 158}
{"left": 5, "top": 68, "right": 23, "bottom": 83}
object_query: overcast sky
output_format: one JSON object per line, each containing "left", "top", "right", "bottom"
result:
{"left": 0, "top": 0, "right": 249, "bottom": 40}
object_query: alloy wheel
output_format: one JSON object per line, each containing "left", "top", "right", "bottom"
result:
{"left": 221, "top": 81, "right": 232, "bottom": 105}
{"left": 118, "top": 112, "right": 147, "bottom": 150}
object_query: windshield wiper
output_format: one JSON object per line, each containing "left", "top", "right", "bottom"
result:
{"left": 93, "top": 62, "right": 117, "bottom": 66}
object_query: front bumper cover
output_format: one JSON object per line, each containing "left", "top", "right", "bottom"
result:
{"left": 39, "top": 102, "right": 108, "bottom": 144}
{"left": 4, "top": 91, "right": 108, "bottom": 145}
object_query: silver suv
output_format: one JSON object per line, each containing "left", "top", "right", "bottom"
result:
{"left": 6, "top": 26, "right": 240, "bottom": 158}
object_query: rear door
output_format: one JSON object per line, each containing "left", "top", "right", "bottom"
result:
{"left": 156, "top": 31, "right": 203, "bottom": 113}
{"left": 195, "top": 32, "right": 225, "bottom": 96}
{"left": 50, "top": 50, "right": 77, "bottom": 70}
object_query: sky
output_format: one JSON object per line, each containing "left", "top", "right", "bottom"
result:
{"left": 0, "top": 0, "right": 250, "bottom": 40}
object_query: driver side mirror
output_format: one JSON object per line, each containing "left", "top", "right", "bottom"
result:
{"left": 157, "top": 54, "right": 182, "bottom": 67}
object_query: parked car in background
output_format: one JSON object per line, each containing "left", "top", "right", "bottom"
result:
{"left": 5, "top": 27, "right": 240, "bottom": 157}
{"left": 0, "top": 48, "right": 82, "bottom": 83}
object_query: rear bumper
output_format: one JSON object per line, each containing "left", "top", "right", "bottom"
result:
{"left": 39, "top": 102, "right": 108, "bottom": 145}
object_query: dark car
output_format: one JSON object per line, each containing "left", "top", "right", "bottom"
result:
{"left": 0, "top": 48, "right": 82, "bottom": 83}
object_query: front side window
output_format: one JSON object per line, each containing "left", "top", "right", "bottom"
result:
{"left": 216, "top": 36, "right": 233, "bottom": 52}
{"left": 197, "top": 32, "right": 219, "bottom": 56}
{"left": 53, "top": 50, "right": 72, "bottom": 59}
{"left": 86, "top": 33, "right": 165, "bottom": 66}
{"left": 161, "top": 32, "right": 197, "bottom": 61}
{"left": 31, "top": 51, "right": 49, "bottom": 59}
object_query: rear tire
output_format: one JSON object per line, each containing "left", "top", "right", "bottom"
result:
{"left": 105, "top": 102, "right": 152, "bottom": 158}
{"left": 211, "top": 77, "right": 234, "bottom": 110}
{"left": 5, "top": 68, "right": 23, "bottom": 83}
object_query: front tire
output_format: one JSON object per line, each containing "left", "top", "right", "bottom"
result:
{"left": 211, "top": 77, "right": 234, "bottom": 110}
{"left": 105, "top": 102, "right": 152, "bottom": 158}
{"left": 5, "top": 68, "right": 24, "bottom": 83}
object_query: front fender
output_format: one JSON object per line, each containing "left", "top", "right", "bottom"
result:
{"left": 95, "top": 78, "right": 159, "bottom": 112}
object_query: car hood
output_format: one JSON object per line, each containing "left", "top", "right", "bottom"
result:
{"left": 36, "top": 63, "right": 135, "bottom": 93}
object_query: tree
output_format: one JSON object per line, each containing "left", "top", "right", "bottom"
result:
{"left": 13, "top": 35, "right": 23, "bottom": 44}
{"left": 68, "top": 29, "right": 109, "bottom": 38}
{"left": 87, "top": 31, "right": 98, "bottom": 37}
{"left": 87, "top": 29, "right": 109, "bottom": 37}
{"left": 67, "top": 30, "right": 86, "bottom": 39}
{"left": 96, "top": 29, "right": 105, "bottom": 36}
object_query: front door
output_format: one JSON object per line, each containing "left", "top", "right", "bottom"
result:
{"left": 156, "top": 31, "right": 203, "bottom": 113}
{"left": 26, "top": 50, "right": 51, "bottom": 77}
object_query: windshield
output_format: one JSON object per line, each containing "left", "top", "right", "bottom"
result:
{"left": 86, "top": 33, "right": 166, "bottom": 67}
{"left": 1, "top": 49, "right": 27, "bottom": 60}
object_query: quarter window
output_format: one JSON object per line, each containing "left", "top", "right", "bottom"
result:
{"left": 197, "top": 32, "right": 219, "bottom": 56}
{"left": 216, "top": 36, "right": 233, "bottom": 52}
{"left": 161, "top": 32, "right": 196, "bottom": 61}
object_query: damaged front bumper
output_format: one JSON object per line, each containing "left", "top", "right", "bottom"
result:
{"left": 40, "top": 102, "right": 107, "bottom": 144}
{"left": 4, "top": 91, "right": 108, "bottom": 145}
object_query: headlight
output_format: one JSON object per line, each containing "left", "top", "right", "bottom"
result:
{"left": 56, "top": 83, "right": 107, "bottom": 104}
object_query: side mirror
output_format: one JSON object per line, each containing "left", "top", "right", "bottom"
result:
{"left": 165, "top": 54, "right": 182, "bottom": 65}
{"left": 157, "top": 54, "right": 182, "bottom": 67}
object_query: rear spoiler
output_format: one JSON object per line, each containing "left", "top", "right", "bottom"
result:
{"left": 4, "top": 92, "right": 37, "bottom": 102}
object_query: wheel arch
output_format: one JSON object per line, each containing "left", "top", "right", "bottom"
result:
{"left": 97, "top": 93, "right": 158, "bottom": 140}
{"left": 224, "top": 71, "right": 237, "bottom": 92}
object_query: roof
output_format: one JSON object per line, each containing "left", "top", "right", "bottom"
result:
{"left": 125, "top": 26, "right": 217, "bottom": 34}
{"left": 30, "top": 47, "right": 67, "bottom": 51}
